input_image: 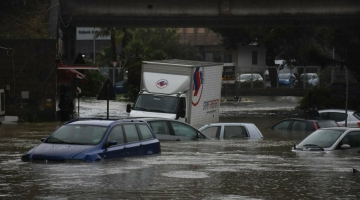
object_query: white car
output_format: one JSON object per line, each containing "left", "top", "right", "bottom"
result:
{"left": 198, "top": 123, "right": 263, "bottom": 139}
{"left": 300, "top": 73, "right": 319, "bottom": 86}
{"left": 319, "top": 109, "right": 360, "bottom": 127}
{"left": 236, "top": 74, "right": 263, "bottom": 83}
{"left": 292, "top": 127, "right": 360, "bottom": 153}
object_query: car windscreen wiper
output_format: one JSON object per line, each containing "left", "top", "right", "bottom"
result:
{"left": 133, "top": 107, "right": 149, "bottom": 111}
{"left": 148, "top": 109, "right": 165, "bottom": 113}
{"left": 303, "top": 144, "right": 324, "bottom": 151}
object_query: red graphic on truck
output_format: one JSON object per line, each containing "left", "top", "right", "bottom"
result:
{"left": 192, "top": 67, "right": 204, "bottom": 106}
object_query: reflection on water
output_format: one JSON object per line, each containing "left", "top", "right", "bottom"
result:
{"left": 1, "top": 97, "right": 360, "bottom": 199}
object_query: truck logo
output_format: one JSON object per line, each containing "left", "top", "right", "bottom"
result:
{"left": 156, "top": 79, "right": 168, "bottom": 89}
{"left": 192, "top": 67, "right": 204, "bottom": 106}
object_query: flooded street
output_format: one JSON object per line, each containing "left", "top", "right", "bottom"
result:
{"left": 1, "top": 96, "right": 360, "bottom": 199}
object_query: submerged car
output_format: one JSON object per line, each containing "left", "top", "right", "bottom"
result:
{"left": 293, "top": 127, "right": 360, "bottom": 153}
{"left": 278, "top": 73, "right": 297, "bottom": 86}
{"left": 21, "top": 119, "right": 161, "bottom": 162}
{"left": 268, "top": 118, "right": 339, "bottom": 132}
{"left": 198, "top": 123, "right": 263, "bottom": 139}
{"left": 139, "top": 118, "right": 209, "bottom": 141}
{"left": 319, "top": 109, "right": 360, "bottom": 128}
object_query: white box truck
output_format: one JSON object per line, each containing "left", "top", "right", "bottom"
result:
{"left": 0, "top": 89, "right": 5, "bottom": 123}
{"left": 126, "top": 59, "right": 223, "bottom": 128}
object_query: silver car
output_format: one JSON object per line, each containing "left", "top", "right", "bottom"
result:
{"left": 292, "top": 127, "right": 360, "bottom": 154}
{"left": 138, "top": 118, "right": 209, "bottom": 141}
{"left": 236, "top": 74, "right": 263, "bottom": 83}
{"left": 319, "top": 109, "right": 360, "bottom": 127}
{"left": 198, "top": 123, "right": 263, "bottom": 139}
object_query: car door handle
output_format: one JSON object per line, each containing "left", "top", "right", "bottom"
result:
{"left": 176, "top": 139, "right": 181, "bottom": 141}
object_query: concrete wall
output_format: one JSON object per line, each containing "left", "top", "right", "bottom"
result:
{"left": 237, "top": 45, "right": 267, "bottom": 75}
{"left": 0, "top": 40, "right": 57, "bottom": 121}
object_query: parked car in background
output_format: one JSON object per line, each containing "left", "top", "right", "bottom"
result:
{"left": 292, "top": 127, "right": 360, "bottom": 153}
{"left": 236, "top": 73, "right": 263, "bottom": 83}
{"left": 198, "top": 123, "right": 263, "bottom": 139}
{"left": 268, "top": 118, "right": 339, "bottom": 132}
{"left": 299, "top": 73, "right": 319, "bottom": 86}
{"left": 319, "top": 109, "right": 360, "bottom": 127}
{"left": 21, "top": 119, "right": 161, "bottom": 162}
{"left": 139, "top": 118, "right": 209, "bottom": 141}
{"left": 278, "top": 73, "right": 297, "bottom": 86}
{"left": 114, "top": 80, "right": 128, "bottom": 94}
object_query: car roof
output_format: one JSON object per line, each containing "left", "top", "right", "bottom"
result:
{"left": 201, "top": 122, "right": 255, "bottom": 126}
{"left": 318, "top": 109, "right": 356, "bottom": 113}
{"left": 64, "top": 118, "right": 148, "bottom": 126}
{"left": 316, "top": 127, "right": 360, "bottom": 131}
{"left": 284, "top": 118, "right": 333, "bottom": 122}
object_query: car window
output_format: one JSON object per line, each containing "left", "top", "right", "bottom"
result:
{"left": 223, "top": 126, "right": 248, "bottom": 138}
{"left": 123, "top": 124, "right": 140, "bottom": 143}
{"left": 271, "top": 120, "right": 291, "bottom": 130}
{"left": 321, "top": 112, "right": 347, "bottom": 122}
{"left": 317, "top": 120, "right": 338, "bottom": 128}
{"left": 291, "top": 121, "right": 307, "bottom": 131}
{"left": 352, "top": 111, "right": 360, "bottom": 120}
{"left": 341, "top": 131, "right": 360, "bottom": 148}
{"left": 330, "top": 112, "right": 348, "bottom": 122}
{"left": 108, "top": 125, "right": 125, "bottom": 145}
{"left": 137, "top": 124, "right": 154, "bottom": 140}
{"left": 201, "top": 126, "right": 221, "bottom": 139}
{"left": 148, "top": 121, "right": 170, "bottom": 135}
{"left": 170, "top": 121, "right": 197, "bottom": 138}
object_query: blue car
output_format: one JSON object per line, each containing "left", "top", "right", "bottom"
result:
{"left": 278, "top": 73, "right": 297, "bottom": 86}
{"left": 114, "top": 80, "right": 128, "bottom": 94}
{"left": 21, "top": 119, "right": 161, "bottom": 162}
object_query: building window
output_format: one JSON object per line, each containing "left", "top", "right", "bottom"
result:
{"left": 176, "top": 28, "right": 184, "bottom": 34}
{"left": 252, "top": 51, "right": 258, "bottom": 65}
{"left": 224, "top": 52, "right": 232, "bottom": 63}
{"left": 214, "top": 52, "right": 223, "bottom": 62}
{"left": 197, "top": 28, "right": 205, "bottom": 34}
{"left": 186, "top": 28, "right": 194, "bottom": 33}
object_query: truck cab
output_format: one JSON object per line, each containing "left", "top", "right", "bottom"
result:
{"left": 127, "top": 91, "right": 186, "bottom": 121}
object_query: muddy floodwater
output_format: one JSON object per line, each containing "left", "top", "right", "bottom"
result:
{"left": 1, "top": 96, "right": 360, "bottom": 199}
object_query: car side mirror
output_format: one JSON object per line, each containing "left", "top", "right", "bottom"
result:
{"left": 108, "top": 140, "right": 117, "bottom": 147}
{"left": 126, "top": 104, "right": 132, "bottom": 113}
{"left": 41, "top": 138, "right": 47, "bottom": 142}
{"left": 179, "top": 109, "right": 186, "bottom": 118}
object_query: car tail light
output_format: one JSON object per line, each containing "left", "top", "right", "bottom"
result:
{"left": 314, "top": 122, "right": 319, "bottom": 130}
{"left": 357, "top": 122, "right": 360, "bottom": 127}
{"left": 337, "top": 122, "right": 341, "bottom": 127}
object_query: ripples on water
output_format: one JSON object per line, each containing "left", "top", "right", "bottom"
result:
{"left": 1, "top": 98, "right": 360, "bottom": 199}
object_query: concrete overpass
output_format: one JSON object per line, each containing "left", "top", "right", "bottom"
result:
{"left": 60, "top": 0, "right": 360, "bottom": 27}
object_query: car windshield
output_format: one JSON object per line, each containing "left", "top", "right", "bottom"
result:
{"left": 239, "top": 74, "right": 251, "bottom": 80}
{"left": 45, "top": 125, "right": 108, "bottom": 145}
{"left": 317, "top": 121, "right": 338, "bottom": 128}
{"left": 298, "top": 129, "right": 344, "bottom": 148}
{"left": 278, "top": 74, "right": 290, "bottom": 79}
{"left": 133, "top": 94, "right": 179, "bottom": 113}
